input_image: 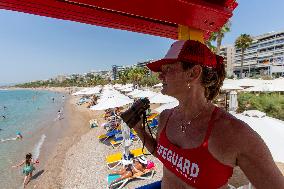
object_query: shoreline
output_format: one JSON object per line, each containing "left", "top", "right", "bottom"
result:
{"left": 32, "top": 94, "right": 92, "bottom": 189}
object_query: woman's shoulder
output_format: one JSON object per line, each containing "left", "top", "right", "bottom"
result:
{"left": 214, "top": 108, "right": 262, "bottom": 147}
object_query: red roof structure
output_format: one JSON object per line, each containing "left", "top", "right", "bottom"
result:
{"left": 0, "top": 0, "right": 237, "bottom": 40}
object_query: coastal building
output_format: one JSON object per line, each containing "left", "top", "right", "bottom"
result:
{"left": 92, "top": 70, "right": 112, "bottom": 80}
{"left": 55, "top": 75, "right": 67, "bottom": 82}
{"left": 111, "top": 65, "right": 132, "bottom": 80}
{"left": 220, "top": 45, "right": 235, "bottom": 77}
{"left": 232, "top": 30, "right": 284, "bottom": 78}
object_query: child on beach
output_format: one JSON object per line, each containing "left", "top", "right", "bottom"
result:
{"left": 55, "top": 109, "right": 64, "bottom": 121}
{"left": 12, "top": 153, "right": 39, "bottom": 188}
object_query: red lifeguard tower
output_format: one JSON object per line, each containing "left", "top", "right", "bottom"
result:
{"left": 0, "top": 0, "right": 237, "bottom": 42}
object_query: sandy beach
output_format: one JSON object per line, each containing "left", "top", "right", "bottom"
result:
{"left": 32, "top": 94, "right": 92, "bottom": 188}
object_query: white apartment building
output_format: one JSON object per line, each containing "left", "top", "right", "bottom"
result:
{"left": 220, "top": 45, "right": 235, "bottom": 77}
{"left": 233, "top": 30, "right": 284, "bottom": 77}
{"left": 111, "top": 65, "right": 133, "bottom": 80}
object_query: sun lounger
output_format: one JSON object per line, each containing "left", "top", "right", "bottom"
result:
{"left": 109, "top": 131, "right": 138, "bottom": 148}
{"left": 107, "top": 167, "right": 156, "bottom": 189}
{"left": 98, "top": 129, "right": 122, "bottom": 142}
{"left": 147, "top": 113, "right": 158, "bottom": 122}
{"left": 106, "top": 148, "right": 147, "bottom": 169}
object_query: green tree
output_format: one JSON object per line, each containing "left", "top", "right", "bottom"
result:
{"left": 128, "top": 67, "right": 147, "bottom": 86}
{"left": 235, "top": 34, "right": 253, "bottom": 78}
{"left": 206, "top": 21, "right": 231, "bottom": 54}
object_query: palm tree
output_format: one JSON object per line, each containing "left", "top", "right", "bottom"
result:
{"left": 216, "top": 21, "right": 231, "bottom": 55}
{"left": 206, "top": 21, "right": 231, "bottom": 54}
{"left": 235, "top": 34, "right": 253, "bottom": 78}
{"left": 128, "top": 67, "right": 147, "bottom": 86}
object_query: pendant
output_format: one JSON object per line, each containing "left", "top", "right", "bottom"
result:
{"left": 181, "top": 121, "right": 191, "bottom": 133}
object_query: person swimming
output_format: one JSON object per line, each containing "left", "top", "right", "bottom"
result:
{"left": 1, "top": 131, "right": 23, "bottom": 143}
{"left": 16, "top": 131, "right": 23, "bottom": 140}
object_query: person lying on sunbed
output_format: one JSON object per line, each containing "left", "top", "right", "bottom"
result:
{"left": 109, "top": 156, "right": 154, "bottom": 184}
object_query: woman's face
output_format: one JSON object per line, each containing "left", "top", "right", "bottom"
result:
{"left": 159, "top": 62, "right": 188, "bottom": 97}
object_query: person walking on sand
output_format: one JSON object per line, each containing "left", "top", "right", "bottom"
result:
{"left": 12, "top": 153, "right": 38, "bottom": 188}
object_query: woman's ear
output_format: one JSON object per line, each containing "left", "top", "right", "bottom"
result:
{"left": 186, "top": 65, "right": 202, "bottom": 82}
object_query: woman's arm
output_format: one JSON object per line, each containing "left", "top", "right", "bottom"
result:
{"left": 236, "top": 122, "right": 284, "bottom": 189}
{"left": 12, "top": 160, "right": 25, "bottom": 168}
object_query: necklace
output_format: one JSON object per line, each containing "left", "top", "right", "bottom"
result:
{"left": 179, "top": 102, "right": 209, "bottom": 133}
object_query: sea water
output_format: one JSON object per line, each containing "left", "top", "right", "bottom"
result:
{"left": 0, "top": 89, "right": 64, "bottom": 188}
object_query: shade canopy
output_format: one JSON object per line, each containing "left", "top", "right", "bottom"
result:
{"left": 72, "top": 87, "right": 101, "bottom": 95}
{"left": 90, "top": 96, "right": 133, "bottom": 110}
{"left": 148, "top": 93, "right": 177, "bottom": 104}
{"left": 154, "top": 100, "right": 179, "bottom": 113}
{"left": 234, "top": 111, "right": 284, "bottom": 163}
{"left": 221, "top": 83, "right": 243, "bottom": 91}
{"left": 127, "top": 89, "right": 144, "bottom": 97}
{"left": 132, "top": 90, "right": 158, "bottom": 98}
{"left": 153, "top": 83, "right": 163, "bottom": 88}
{"left": 0, "top": 0, "right": 237, "bottom": 40}
{"left": 244, "top": 82, "right": 284, "bottom": 92}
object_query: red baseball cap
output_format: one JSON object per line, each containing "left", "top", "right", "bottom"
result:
{"left": 146, "top": 40, "right": 223, "bottom": 72}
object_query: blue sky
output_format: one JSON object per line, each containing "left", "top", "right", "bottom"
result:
{"left": 0, "top": 0, "right": 284, "bottom": 84}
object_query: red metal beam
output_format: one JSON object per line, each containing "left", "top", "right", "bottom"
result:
{"left": 0, "top": 0, "right": 237, "bottom": 40}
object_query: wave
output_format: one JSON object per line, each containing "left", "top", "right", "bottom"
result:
{"left": 33, "top": 134, "right": 46, "bottom": 160}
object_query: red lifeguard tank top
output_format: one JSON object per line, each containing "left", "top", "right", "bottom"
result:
{"left": 156, "top": 107, "right": 233, "bottom": 189}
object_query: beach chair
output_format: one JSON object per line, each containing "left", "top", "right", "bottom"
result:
{"left": 98, "top": 129, "right": 122, "bottom": 142}
{"left": 147, "top": 113, "right": 158, "bottom": 122}
{"left": 107, "top": 166, "right": 156, "bottom": 189}
{"left": 109, "top": 131, "right": 138, "bottom": 148}
{"left": 106, "top": 148, "right": 147, "bottom": 169}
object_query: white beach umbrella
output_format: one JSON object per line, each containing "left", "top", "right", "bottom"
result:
{"left": 90, "top": 96, "right": 133, "bottom": 110}
{"left": 113, "top": 84, "right": 122, "bottom": 88}
{"left": 153, "top": 83, "right": 163, "bottom": 88}
{"left": 127, "top": 89, "right": 143, "bottom": 97}
{"left": 221, "top": 83, "right": 244, "bottom": 91}
{"left": 98, "top": 92, "right": 131, "bottom": 104}
{"left": 234, "top": 111, "right": 284, "bottom": 163}
{"left": 133, "top": 90, "right": 158, "bottom": 98}
{"left": 236, "top": 78, "right": 263, "bottom": 87}
{"left": 103, "top": 84, "right": 114, "bottom": 90}
{"left": 121, "top": 87, "right": 133, "bottom": 92}
{"left": 83, "top": 87, "right": 101, "bottom": 95}
{"left": 148, "top": 93, "right": 177, "bottom": 104}
{"left": 72, "top": 88, "right": 90, "bottom": 96}
{"left": 154, "top": 100, "right": 179, "bottom": 113}
{"left": 244, "top": 82, "right": 284, "bottom": 92}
